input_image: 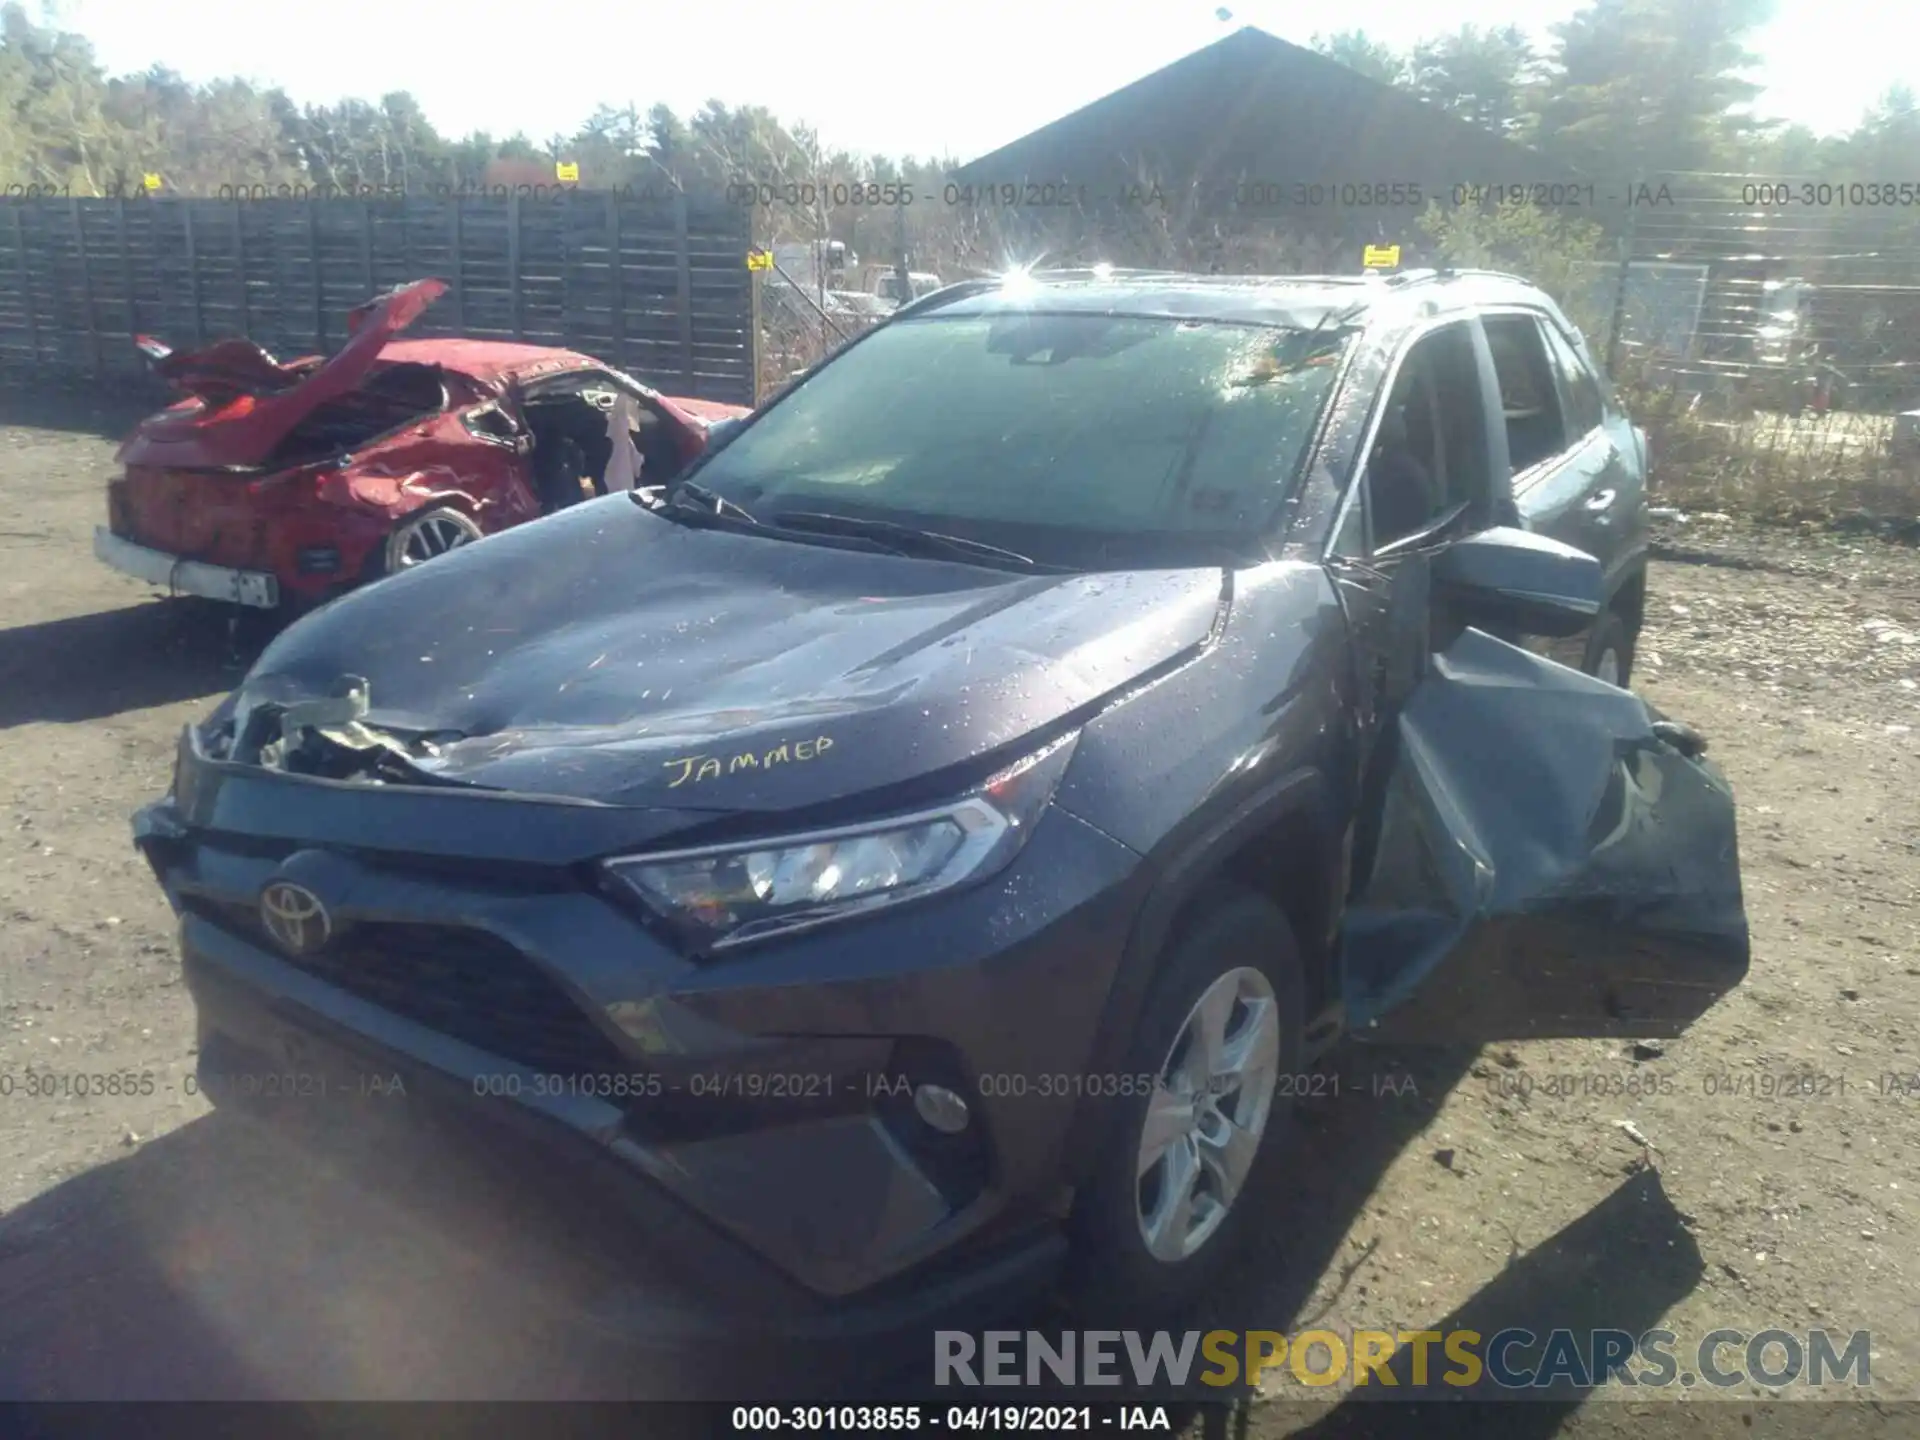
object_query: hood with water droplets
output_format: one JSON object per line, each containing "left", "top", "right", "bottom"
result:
{"left": 237, "top": 496, "right": 1230, "bottom": 809}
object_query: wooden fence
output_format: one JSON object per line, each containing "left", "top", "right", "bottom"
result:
{"left": 0, "top": 192, "right": 757, "bottom": 405}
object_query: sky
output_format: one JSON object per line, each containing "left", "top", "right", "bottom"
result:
{"left": 45, "top": 0, "right": 1920, "bottom": 161}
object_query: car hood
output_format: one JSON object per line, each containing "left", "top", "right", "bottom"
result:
{"left": 118, "top": 278, "right": 449, "bottom": 471}
{"left": 234, "top": 497, "right": 1228, "bottom": 811}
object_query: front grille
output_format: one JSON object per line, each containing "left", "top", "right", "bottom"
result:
{"left": 188, "top": 897, "right": 638, "bottom": 1078}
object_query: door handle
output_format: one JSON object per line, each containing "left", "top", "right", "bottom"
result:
{"left": 1586, "top": 488, "right": 1618, "bottom": 512}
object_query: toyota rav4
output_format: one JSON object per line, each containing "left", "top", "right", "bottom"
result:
{"left": 132, "top": 268, "right": 1747, "bottom": 1396}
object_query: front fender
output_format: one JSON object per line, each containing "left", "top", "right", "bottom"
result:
{"left": 1055, "top": 764, "right": 1342, "bottom": 1188}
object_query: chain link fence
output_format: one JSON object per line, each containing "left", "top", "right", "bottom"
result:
{"left": 746, "top": 193, "right": 1454, "bottom": 396}
{"left": 1582, "top": 174, "right": 1920, "bottom": 522}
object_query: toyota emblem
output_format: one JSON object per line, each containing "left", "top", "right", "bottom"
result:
{"left": 259, "top": 881, "right": 330, "bottom": 955}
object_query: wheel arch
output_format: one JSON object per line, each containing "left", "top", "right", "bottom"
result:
{"left": 1058, "top": 765, "right": 1346, "bottom": 1188}
{"left": 362, "top": 498, "right": 488, "bottom": 584}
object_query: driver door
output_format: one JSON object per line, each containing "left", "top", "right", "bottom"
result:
{"left": 1332, "top": 318, "right": 1749, "bottom": 1043}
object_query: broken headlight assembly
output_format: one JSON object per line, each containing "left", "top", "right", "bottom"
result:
{"left": 602, "top": 733, "right": 1079, "bottom": 954}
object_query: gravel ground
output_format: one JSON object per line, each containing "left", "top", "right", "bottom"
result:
{"left": 0, "top": 386, "right": 1913, "bottom": 1435}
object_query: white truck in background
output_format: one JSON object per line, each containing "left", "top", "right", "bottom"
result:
{"left": 859, "top": 265, "right": 944, "bottom": 304}
{"left": 767, "top": 241, "right": 942, "bottom": 313}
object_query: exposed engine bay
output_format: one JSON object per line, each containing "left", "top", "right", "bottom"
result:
{"left": 213, "top": 675, "right": 473, "bottom": 788}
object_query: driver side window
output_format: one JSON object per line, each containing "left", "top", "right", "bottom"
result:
{"left": 1362, "top": 321, "right": 1496, "bottom": 553}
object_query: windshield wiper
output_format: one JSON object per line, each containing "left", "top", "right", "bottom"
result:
{"left": 766, "top": 511, "right": 1055, "bottom": 570}
{"left": 644, "top": 479, "right": 765, "bottom": 526}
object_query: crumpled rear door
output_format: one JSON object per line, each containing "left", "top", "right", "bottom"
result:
{"left": 1342, "top": 626, "right": 1750, "bottom": 1042}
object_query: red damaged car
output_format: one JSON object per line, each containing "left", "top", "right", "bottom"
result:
{"left": 95, "top": 278, "right": 749, "bottom": 612}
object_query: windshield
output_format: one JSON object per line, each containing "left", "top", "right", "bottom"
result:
{"left": 687, "top": 311, "right": 1350, "bottom": 568}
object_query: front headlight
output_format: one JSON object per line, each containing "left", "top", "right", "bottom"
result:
{"left": 602, "top": 733, "right": 1079, "bottom": 953}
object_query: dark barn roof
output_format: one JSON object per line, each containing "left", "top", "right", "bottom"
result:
{"left": 952, "top": 27, "right": 1574, "bottom": 220}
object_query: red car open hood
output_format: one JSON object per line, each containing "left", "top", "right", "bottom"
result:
{"left": 118, "top": 278, "right": 449, "bottom": 471}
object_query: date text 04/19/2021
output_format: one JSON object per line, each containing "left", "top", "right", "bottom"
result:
{"left": 1479, "top": 1070, "right": 1920, "bottom": 1102}
{"left": 972, "top": 1070, "right": 1414, "bottom": 1100}
{"left": 727, "top": 1404, "right": 1172, "bottom": 1432}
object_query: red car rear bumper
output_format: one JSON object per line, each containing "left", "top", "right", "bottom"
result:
{"left": 106, "top": 473, "right": 400, "bottom": 607}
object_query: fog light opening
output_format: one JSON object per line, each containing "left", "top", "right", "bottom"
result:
{"left": 913, "top": 1082, "right": 970, "bottom": 1135}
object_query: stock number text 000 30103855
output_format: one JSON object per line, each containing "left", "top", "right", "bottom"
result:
{"left": 726, "top": 1405, "right": 1172, "bottom": 1432}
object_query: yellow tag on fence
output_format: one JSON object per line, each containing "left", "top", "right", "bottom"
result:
{"left": 746, "top": 249, "right": 773, "bottom": 272}
{"left": 1363, "top": 243, "right": 1401, "bottom": 268}
{"left": 142, "top": 173, "right": 162, "bottom": 192}
{"left": 555, "top": 161, "right": 579, "bottom": 182}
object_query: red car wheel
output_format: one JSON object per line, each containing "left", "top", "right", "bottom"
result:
{"left": 381, "top": 506, "right": 484, "bottom": 576}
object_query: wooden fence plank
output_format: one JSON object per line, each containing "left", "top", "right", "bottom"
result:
{"left": 508, "top": 191, "right": 523, "bottom": 340}
{"left": 673, "top": 191, "right": 695, "bottom": 389}
{"left": 115, "top": 198, "right": 134, "bottom": 342}
{"left": 232, "top": 200, "right": 249, "bottom": 338}
{"left": 182, "top": 204, "right": 204, "bottom": 346}
{"left": 71, "top": 198, "right": 100, "bottom": 376}
{"left": 12, "top": 206, "right": 40, "bottom": 363}
{"left": 606, "top": 191, "right": 625, "bottom": 364}
{"left": 309, "top": 205, "right": 324, "bottom": 349}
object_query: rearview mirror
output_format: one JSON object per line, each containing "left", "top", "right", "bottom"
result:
{"left": 1433, "top": 526, "right": 1602, "bottom": 639}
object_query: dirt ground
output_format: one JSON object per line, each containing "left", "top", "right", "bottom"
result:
{"left": 0, "top": 381, "right": 1913, "bottom": 1435}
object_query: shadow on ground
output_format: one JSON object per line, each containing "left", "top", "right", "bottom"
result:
{"left": 0, "top": 600, "right": 272, "bottom": 728}
{"left": 0, "top": 1096, "right": 725, "bottom": 1407}
{"left": 1007, "top": 1044, "right": 1713, "bottom": 1439}
{"left": 12, "top": 1047, "right": 1904, "bottom": 1436}
{"left": 0, "top": 1040, "right": 1720, "bottom": 1440}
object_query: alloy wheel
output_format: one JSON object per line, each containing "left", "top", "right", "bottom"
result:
{"left": 390, "top": 510, "right": 482, "bottom": 571}
{"left": 1134, "top": 965, "right": 1281, "bottom": 1263}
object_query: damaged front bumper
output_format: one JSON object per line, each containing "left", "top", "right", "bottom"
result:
{"left": 131, "top": 726, "right": 1147, "bottom": 1392}
{"left": 171, "top": 925, "right": 1061, "bottom": 1397}
{"left": 95, "top": 526, "right": 280, "bottom": 609}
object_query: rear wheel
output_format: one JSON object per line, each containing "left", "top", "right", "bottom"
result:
{"left": 1067, "top": 890, "right": 1304, "bottom": 1323}
{"left": 379, "top": 506, "right": 483, "bottom": 577}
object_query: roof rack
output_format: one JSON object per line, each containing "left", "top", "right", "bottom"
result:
{"left": 887, "top": 265, "right": 1540, "bottom": 322}
{"left": 889, "top": 277, "right": 1003, "bottom": 318}
{"left": 1030, "top": 268, "right": 1389, "bottom": 288}
{"left": 1023, "top": 267, "right": 1193, "bottom": 283}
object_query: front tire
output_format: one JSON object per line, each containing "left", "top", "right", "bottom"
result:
{"left": 1067, "top": 890, "right": 1305, "bottom": 1324}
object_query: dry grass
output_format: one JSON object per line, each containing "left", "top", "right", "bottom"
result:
{"left": 1621, "top": 365, "right": 1920, "bottom": 529}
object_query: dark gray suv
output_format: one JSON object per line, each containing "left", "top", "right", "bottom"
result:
{"left": 134, "top": 267, "right": 1743, "bottom": 1397}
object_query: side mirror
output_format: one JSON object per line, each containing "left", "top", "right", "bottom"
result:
{"left": 1433, "top": 526, "right": 1603, "bottom": 639}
